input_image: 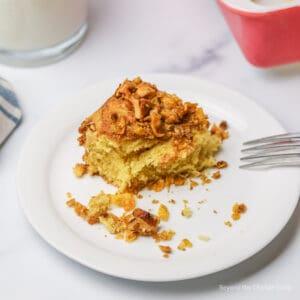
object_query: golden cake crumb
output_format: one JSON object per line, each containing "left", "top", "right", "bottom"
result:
{"left": 181, "top": 206, "right": 192, "bottom": 218}
{"left": 198, "top": 199, "right": 206, "bottom": 204}
{"left": 66, "top": 198, "right": 89, "bottom": 219}
{"left": 231, "top": 203, "right": 247, "bottom": 221}
{"left": 189, "top": 180, "right": 199, "bottom": 190}
{"left": 149, "top": 179, "right": 165, "bottom": 192}
{"left": 200, "top": 173, "right": 212, "bottom": 185}
{"left": 174, "top": 177, "right": 187, "bottom": 187}
{"left": 213, "top": 209, "right": 218, "bottom": 214}
{"left": 177, "top": 238, "right": 193, "bottom": 251}
{"left": 231, "top": 213, "right": 240, "bottom": 220}
{"left": 66, "top": 191, "right": 160, "bottom": 242}
{"left": 137, "top": 194, "right": 143, "bottom": 199}
{"left": 198, "top": 234, "right": 210, "bottom": 241}
{"left": 158, "top": 204, "right": 169, "bottom": 221}
{"left": 219, "top": 120, "right": 228, "bottom": 130}
{"left": 153, "top": 230, "right": 176, "bottom": 242}
{"left": 224, "top": 221, "right": 232, "bottom": 227}
{"left": 158, "top": 245, "right": 172, "bottom": 254}
{"left": 115, "top": 233, "right": 124, "bottom": 240}
{"left": 212, "top": 171, "right": 221, "bottom": 179}
{"left": 168, "top": 199, "right": 176, "bottom": 204}
{"left": 99, "top": 213, "right": 122, "bottom": 233}
{"left": 73, "top": 163, "right": 87, "bottom": 177}
{"left": 211, "top": 121, "right": 229, "bottom": 140}
{"left": 233, "top": 203, "right": 247, "bottom": 214}
{"left": 74, "top": 202, "right": 89, "bottom": 219}
{"left": 216, "top": 160, "right": 228, "bottom": 169}
{"left": 124, "top": 230, "right": 138, "bottom": 243}
{"left": 66, "top": 192, "right": 72, "bottom": 198}
{"left": 152, "top": 199, "right": 159, "bottom": 204}
{"left": 110, "top": 193, "right": 136, "bottom": 211}
{"left": 66, "top": 198, "right": 76, "bottom": 207}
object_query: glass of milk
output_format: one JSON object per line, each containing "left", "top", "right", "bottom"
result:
{"left": 0, "top": 0, "right": 88, "bottom": 66}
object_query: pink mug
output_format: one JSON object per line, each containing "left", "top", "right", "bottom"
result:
{"left": 218, "top": 0, "right": 300, "bottom": 67}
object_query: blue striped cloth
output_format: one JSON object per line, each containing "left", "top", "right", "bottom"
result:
{"left": 0, "top": 77, "right": 22, "bottom": 146}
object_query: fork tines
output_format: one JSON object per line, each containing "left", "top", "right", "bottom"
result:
{"left": 240, "top": 132, "right": 300, "bottom": 169}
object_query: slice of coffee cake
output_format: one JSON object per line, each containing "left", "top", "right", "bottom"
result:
{"left": 74, "top": 77, "right": 226, "bottom": 192}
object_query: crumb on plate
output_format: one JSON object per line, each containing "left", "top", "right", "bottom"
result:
{"left": 73, "top": 163, "right": 87, "bottom": 177}
{"left": 216, "top": 160, "right": 228, "bottom": 169}
{"left": 200, "top": 173, "right": 212, "bottom": 185}
{"left": 211, "top": 121, "right": 229, "bottom": 140}
{"left": 224, "top": 220, "right": 232, "bottom": 227}
{"left": 212, "top": 171, "right": 221, "bottom": 179}
{"left": 66, "top": 192, "right": 72, "bottom": 198}
{"left": 153, "top": 230, "right": 176, "bottom": 242}
{"left": 198, "top": 199, "right": 206, "bottom": 204}
{"left": 159, "top": 245, "right": 172, "bottom": 254}
{"left": 231, "top": 203, "right": 247, "bottom": 221}
{"left": 198, "top": 234, "right": 210, "bottom": 242}
{"left": 190, "top": 179, "right": 199, "bottom": 190}
{"left": 177, "top": 238, "right": 193, "bottom": 251}
{"left": 181, "top": 206, "right": 192, "bottom": 218}
{"left": 158, "top": 204, "right": 169, "bottom": 221}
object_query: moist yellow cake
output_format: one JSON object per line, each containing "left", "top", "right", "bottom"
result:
{"left": 75, "top": 77, "right": 227, "bottom": 192}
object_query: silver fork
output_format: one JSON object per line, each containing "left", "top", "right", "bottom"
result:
{"left": 240, "top": 132, "right": 300, "bottom": 169}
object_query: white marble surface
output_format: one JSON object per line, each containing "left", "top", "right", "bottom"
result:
{"left": 0, "top": 1, "right": 299, "bottom": 299}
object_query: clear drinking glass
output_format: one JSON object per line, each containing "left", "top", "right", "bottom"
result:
{"left": 0, "top": 0, "right": 88, "bottom": 67}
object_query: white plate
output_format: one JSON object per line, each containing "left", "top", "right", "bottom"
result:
{"left": 17, "top": 74, "right": 300, "bottom": 282}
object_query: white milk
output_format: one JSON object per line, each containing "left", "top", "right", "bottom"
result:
{"left": 0, "top": 0, "right": 87, "bottom": 51}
